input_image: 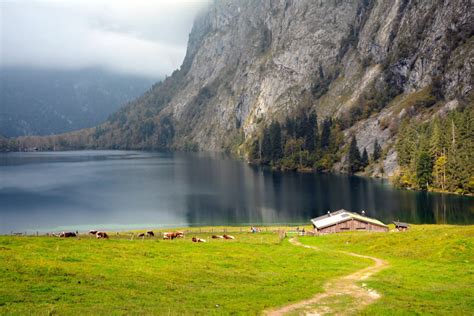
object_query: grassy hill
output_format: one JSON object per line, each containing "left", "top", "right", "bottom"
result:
{"left": 0, "top": 225, "right": 472, "bottom": 314}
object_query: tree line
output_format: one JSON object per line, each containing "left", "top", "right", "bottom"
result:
{"left": 395, "top": 107, "right": 473, "bottom": 194}
{"left": 248, "top": 111, "right": 383, "bottom": 173}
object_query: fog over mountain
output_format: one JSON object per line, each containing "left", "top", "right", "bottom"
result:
{"left": 0, "top": 67, "right": 154, "bottom": 137}
{"left": 1, "top": 0, "right": 209, "bottom": 78}
{"left": 0, "top": 0, "right": 210, "bottom": 137}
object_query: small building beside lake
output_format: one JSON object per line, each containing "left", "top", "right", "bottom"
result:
{"left": 311, "top": 209, "right": 388, "bottom": 234}
{"left": 393, "top": 221, "right": 410, "bottom": 231}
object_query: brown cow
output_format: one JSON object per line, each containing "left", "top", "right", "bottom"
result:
{"left": 212, "top": 235, "right": 224, "bottom": 239}
{"left": 163, "top": 231, "right": 184, "bottom": 240}
{"left": 162, "top": 232, "right": 174, "bottom": 240}
{"left": 192, "top": 237, "right": 206, "bottom": 243}
{"left": 223, "top": 234, "right": 235, "bottom": 240}
{"left": 96, "top": 231, "right": 109, "bottom": 239}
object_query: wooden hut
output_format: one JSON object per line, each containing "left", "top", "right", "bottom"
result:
{"left": 311, "top": 209, "right": 388, "bottom": 234}
{"left": 393, "top": 221, "right": 410, "bottom": 231}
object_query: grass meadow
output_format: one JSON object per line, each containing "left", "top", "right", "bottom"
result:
{"left": 0, "top": 230, "right": 367, "bottom": 315}
{"left": 0, "top": 225, "right": 472, "bottom": 315}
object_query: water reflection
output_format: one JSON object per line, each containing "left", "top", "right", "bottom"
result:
{"left": 179, "top": 152, "right": 473, "bottom": 226}
{"left": 0, "top": 151, "right": 472, "bottom": 233}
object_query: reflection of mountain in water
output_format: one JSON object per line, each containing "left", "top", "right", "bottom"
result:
{"left": 1, "top": 151, "right": 473, "bottom": 233}
{"left": 180, "top": 153, "right": 473, "bottom": 226}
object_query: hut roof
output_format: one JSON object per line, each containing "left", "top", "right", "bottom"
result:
{"left": 393, "top": 221, "right": 410, "bottom": 228}
{"left": 311, "top": 209, "right": 387, "bottom": 230}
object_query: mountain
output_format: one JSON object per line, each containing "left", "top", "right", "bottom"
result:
{"left": 8, "top": 0, "right": 473, "bottom": 192}
{"left": 0, "top": 67, "right": 154, "bottom": 137}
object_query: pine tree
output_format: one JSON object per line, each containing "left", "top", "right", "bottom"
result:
{"left": 348, "top": 136, "right": 362, "bottom": 173}
{"left": 269, "top": 122, "right": 283, "bottom": 161}
{"left": 361, "top": 148, "right": 369, "bottom": 169}
{"left": 261, "top": 128, "right": 272, "bottom": 163}
{"left": 285, "top": 117, "right": 296, "bottom": 138}
{"left": 433, "top": 154, "right": 447, "bottom": 190}
{"left": 416, "top": 151, "right": 433, "bottom": 190}
{"left": 313, "top": 114, "right": 320, "bottom": 153}
{"left": 304, "top": 113, "right": 317, "bottom": 152}
{"left": 372, "top": 139, "right": 382, "bottom": 161}
{"left": 320, "top": 119, "right": 332, "bottom": 149}
{"left": 430, "top": 118, "right": 443, "bottom": 158}
{"left": 396, "top": 120, "right": 418, "bottom": 167}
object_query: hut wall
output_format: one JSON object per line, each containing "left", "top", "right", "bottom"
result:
{"left": 318, "top": 219, "right": 388, "bottom": 233}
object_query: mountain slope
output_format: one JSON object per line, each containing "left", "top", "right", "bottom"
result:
{"left": 9, "top": 0, "right": 473, "bottom": 182}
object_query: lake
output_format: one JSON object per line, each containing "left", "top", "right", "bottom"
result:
{"left": 0, "top": 150, "right": 473, "bottom": 234}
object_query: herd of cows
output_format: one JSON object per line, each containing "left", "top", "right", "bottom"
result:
{"left": 48, "top": 230, "right": 236, "bottom": 242}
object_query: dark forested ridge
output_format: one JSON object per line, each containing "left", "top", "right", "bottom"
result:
{"left": 0, "top": 67, "right": 154, "bottom": 137}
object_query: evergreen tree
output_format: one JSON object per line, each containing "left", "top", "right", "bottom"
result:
{"left": 429, "top": 118, "right": 443, "bottom": 158}
{"left": 285, "top": 117, "right": 296, "bottom": 138}
{"left": 433, "top": 154, "right": 447, "bottom": 190}
{"left": 320, "top": 118, "right": 332, "bottom": 149}
{"left": 361, "top": 148, "right": 369, "bottom": 169}
{"left": 313, "top": 114, "right": 320, "bottom": 153}
{"left": 348, "top": 136, "right": 362, "bottom": 173}
{"left": 261, "top": 128, "right": 272, "bottom": 163}
{"left": 372, "top": 139, "right": 382, "bottom": 161}
{"left": 396, "top": 120, "right": 418, "bottom": 167}
{"left": 416, "top": 151, "right": 433, "bottom": 190}
{"left": 269, "top": 122, "right": 283, "bottom": 161}
{"left": 304, "top": 113, "right": 317, "bottom": 152}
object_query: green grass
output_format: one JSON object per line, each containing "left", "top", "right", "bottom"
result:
{"left": 1, "top": 226, "right": 472, "bottom": 315}
{"left": 0, "top": 232, "right": 368, "bottom": 315}
{"left": 300, "top": 225, "right": 474, "bottom": 315}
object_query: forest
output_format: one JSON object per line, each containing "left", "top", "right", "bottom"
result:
{"left": 395, "top": 107, "right": 473, "bottom": 194}
{"left": 248, "top": 110, "right": 379, "bottom": 174}
{"left": 248, "top": 106, "right": 473, "bottom": 195}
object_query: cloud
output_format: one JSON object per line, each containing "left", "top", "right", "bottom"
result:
{"left": 0, "top": 0, "right": 210, "bottom": 78}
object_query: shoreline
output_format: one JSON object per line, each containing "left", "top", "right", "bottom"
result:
{"left": 2, "top": 148, "right": 472, "bottom": 197}
{"left": 4, "top": 223, "right": 474, "bottom": 237}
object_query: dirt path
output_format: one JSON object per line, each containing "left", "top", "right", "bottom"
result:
{"left": 265, "top": 238, "right": 388, "bottom": 316}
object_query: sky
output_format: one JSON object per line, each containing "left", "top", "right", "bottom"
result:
{"left": 1, "top": 0, "right": 210, "bottom": 79}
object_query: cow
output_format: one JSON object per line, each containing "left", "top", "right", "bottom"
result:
{"left": 192, "top": 237, "right": 206, "bottom": 243}
{"left": 146, "top": 231, "right": 155, "bottom": 237}
{"left": 212, "top": 235, "right": 224, "bottom": 239}
{"left": 163, "top": 232, "right": 184, "bottom": 240}
{"left": 59, "top": 231, "right": 77, "bottom": 238}
{"left": 138, "top": 233, "right": 145, "bottom": 238}
{"left": 223, "top": 234, "right": 235, "bottom": 240}
{"left": 89, "top": 230, "right": 98, "bottom": 235}
{"left": 96, "top": 231, "right": 109, "bottom": 239}
{"left": 162, "top": 232, "right": 175, "bottom": 240}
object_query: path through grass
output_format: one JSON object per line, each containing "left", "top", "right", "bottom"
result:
{"left": 300, "top": 225, "right": 474, "bottom": 315}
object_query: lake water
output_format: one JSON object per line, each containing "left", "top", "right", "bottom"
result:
{"left": 0, "top": 150, "right": 473, "bottom": 234}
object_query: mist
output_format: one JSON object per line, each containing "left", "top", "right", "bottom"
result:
{"left": 1, "top": 0, "right": 210, "bottom": 79}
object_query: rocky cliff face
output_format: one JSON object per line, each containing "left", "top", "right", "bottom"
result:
{"left": 16, "top": 0, "right": 473, "bottom": 176}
